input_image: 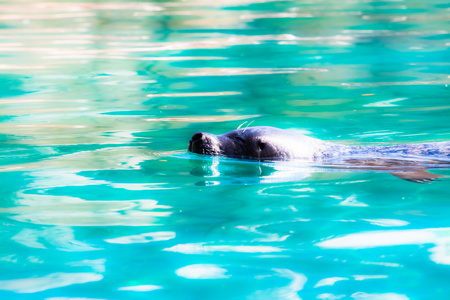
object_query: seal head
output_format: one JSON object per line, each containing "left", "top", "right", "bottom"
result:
{"left": 188, "top": 126, "right": 321, "bottom": 160}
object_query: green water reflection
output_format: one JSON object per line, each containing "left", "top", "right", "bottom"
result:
{"left": 0, "top": 0, "right": 449, "bottom": 299}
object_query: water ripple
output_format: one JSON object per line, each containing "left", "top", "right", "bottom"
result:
{"left": 0, "top": 272, "right": 103, "bottom": 294}
{"left": 0, "top": 0, "right": 449, "bottom": 298}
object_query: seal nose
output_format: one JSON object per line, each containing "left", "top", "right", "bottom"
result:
{"left": 192, "top": 132, "right": 204, "bottom": 143}
{"left": 191, "top": 132, "right": 204, "bottom": 143}
{"left": 189, "top": 132, "right": 207, "bottom": 153}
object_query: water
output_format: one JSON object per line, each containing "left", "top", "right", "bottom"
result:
{"left": 0, "top": 0, "right": 449, "bottom": 299}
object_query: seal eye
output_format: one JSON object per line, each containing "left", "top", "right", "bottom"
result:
{"left": 258, "top": 142, "right": 266, "bottom": 151}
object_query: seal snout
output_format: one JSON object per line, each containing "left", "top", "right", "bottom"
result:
{"left": 189, "top": 132, "right": 205, "bottom": 152}
{"left": 191, "top": 132, "right": 204, "bottom": 143}
{"left": 188, "top": 131, "right": 220, "bottom": 155}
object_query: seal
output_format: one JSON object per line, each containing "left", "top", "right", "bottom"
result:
{"left": 188, "top": 126, "right": 450, "bottom": 183}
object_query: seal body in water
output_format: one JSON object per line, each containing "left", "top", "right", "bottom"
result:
{"left": 188, "top": 126, "right": 450, "bottom": 182}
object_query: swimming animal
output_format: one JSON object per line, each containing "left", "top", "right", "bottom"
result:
{"left": 188, "top": 126, "right": 449, "bottom": 183}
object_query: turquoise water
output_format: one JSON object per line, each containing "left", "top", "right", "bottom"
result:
{"left": 0, "top": 0, "right": 449, "bottom": 299}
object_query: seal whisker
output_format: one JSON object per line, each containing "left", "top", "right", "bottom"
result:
{"left": 237, "top": 121, "right": 248, "bottom": 130}
{"left": 243, "top": 120, "right": 255, "bottom": 133}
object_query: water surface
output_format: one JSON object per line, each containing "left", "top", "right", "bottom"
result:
{"left": 0, "top": 0, "right": 449, "bottom": 299}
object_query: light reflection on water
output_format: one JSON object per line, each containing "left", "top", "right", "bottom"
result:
{"left": 0, "top": 0, "right": 449, "bottom": 298}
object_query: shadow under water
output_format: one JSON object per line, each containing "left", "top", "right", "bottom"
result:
{"left": 187, "top": 153, "right": 450, "bottom": 185}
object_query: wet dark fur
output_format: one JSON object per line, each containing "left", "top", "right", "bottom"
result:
{"left": 189, "top": 126, "right": 450, "bottom": 162}
{"left": 188, "top": 126, "right": 449, "bottom": 183}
